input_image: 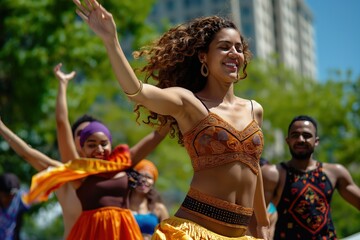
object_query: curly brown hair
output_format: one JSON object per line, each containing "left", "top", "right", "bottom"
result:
{"left": 133, "top": 16, "right": 252, "bottom": 144}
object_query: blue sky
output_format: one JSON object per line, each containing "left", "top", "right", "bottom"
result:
{"left": 305, "top": 0, "right": 360, "bottom": 81}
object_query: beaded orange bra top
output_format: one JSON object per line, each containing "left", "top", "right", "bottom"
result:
{"left": 183, "top": 100, "right": 263, "bottom": 175}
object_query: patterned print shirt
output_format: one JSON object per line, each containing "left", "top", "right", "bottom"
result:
{"left": 274, "top": 162, "right": 337, "bottom": 240}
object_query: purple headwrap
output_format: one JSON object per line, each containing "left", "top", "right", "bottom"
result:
{"left": 79, "top": 121, "right": 112, "bottom": 147}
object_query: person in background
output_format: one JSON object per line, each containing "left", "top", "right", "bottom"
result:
{"left": 71, "top": 114, "right": 100, "bottom": 155}
{"left": 262, "top": 115, "right": 360, "bottom": 239}
{"left": 1, "top": 115, "right": 168, "bottom": 239}
{"left": 130, "top": 159, "right": 169, "bottom": 239}
{"left": 72, "top": 0, "right": 270, "bottom": 238}
{"left": 0, "top": 173, "right": 30, "bottom": 240}
{"left": 53, "top": 62, "right": 168, "bottom": 238}
{"left": 0, "top": 113, "right": 97, "bottom": 239}
{"left": 22, "top": 119, "right": 168, "bottom": 240}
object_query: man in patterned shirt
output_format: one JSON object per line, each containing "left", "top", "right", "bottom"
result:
{"left": 262, "top": 115, "right": 360, "bottom": 239}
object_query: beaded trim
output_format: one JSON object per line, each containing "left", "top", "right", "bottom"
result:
{"left": 180, "top": 187, "right": 253, "bottom": 228}
{"left": 183, "top": 113, "right": 263, "bottom": 175}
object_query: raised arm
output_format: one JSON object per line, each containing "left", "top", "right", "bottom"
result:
{"left": 53, "top": 63, "right": 79, "bottom": 162}
{"left": 0, "top": 117, "right": 61, "bottom": 171}
{"left": 72, "top": 0, "right": 188, "bottom": 118}
{"left": 130, "top": 124, "right": 170, "bottom": 166}
{"left": 73, "top": 0, "right": 139, "bottom": 94}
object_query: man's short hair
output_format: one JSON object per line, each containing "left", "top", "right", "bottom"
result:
{"left": 288, "top": 115, "right": 318, "bottom": 136}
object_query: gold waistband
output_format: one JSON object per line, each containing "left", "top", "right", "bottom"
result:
{"left": 180, "top": 187, "right": 253, "bottom": 229}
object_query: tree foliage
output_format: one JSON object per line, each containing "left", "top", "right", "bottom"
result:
{"left": 0, "top": 0, "right": 156, "bottom": 238}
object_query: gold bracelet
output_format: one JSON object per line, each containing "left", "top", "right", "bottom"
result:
{"left": 124, "top": 80, "right": 143, "bottom": 97}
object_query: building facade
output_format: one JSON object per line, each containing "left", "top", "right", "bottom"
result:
{"left": 149, "top": 0, "right": 317, "bottom": 79}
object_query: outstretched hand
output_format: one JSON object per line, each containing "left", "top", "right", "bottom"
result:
{"left": 73, "top": 0, "right": 117, "bottom": 41}
{"left": 53, "top": 63, "right": 76, "bottom": 84}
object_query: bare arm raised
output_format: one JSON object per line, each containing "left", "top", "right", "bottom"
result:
{"left": 0, "top": 117, "right": 61, "bottom": 171}
{"left": 129, "top": 124, "right": 170, "bottom": 167}
{"left": 54, "top": 61, "right": 169, "bottom": 166}
{"left": 72, "top": 0, "right": 194, "bottom": 122}
{"left": 1, "top": 115, "right": 84, "bottom": 190}
{"left": 54, "top": 63, "right": 79, "bottom": 163}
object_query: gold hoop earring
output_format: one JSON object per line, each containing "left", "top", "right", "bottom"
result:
{"left": 201, "top": 62, "right": 209, "bottom": 77}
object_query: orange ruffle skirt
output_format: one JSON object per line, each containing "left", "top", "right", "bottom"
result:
{"left": 67, "top": 207, "right": 142, "bottom": 240}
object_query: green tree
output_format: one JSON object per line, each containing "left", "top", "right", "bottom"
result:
{"left": 0, "top": 0, "right": 158, "bottom": 174}
{"left": 0, "top": 0, "right": 157, "bottom": 237}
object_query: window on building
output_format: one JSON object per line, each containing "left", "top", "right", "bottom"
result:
{"left": 241, "top": 6, "right": 250, "bottom": 17}
{"left": 166, "top": 0, "right": 175, "bottom": 11}
{"left": 184, "top": 0, "right": 202, "bottom": 7}
{"left": 243, "top": 24, "right": 253, "bottom": 38}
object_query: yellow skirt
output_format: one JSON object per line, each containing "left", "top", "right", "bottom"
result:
{"left": 152, "top": 216, "right": 262, "bottom": 240}
{"left": 67, "top": 207, "right": 142, "bottom": 240}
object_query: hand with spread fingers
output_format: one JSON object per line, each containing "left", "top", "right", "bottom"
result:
{"left": 73, "top": 0, "right": 117, "bottom": 42}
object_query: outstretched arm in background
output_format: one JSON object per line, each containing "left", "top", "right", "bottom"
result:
{"left": 53, "top": 63, "right": 79, "bottom": 163}
{"left": 130, "top": 124, "right": 170, "bottom": 166}
{"left": 72, "top": 0, "right": 188, "bottom": 119}
{"left": 0, "top": 117, "right": 62, "bottom": 171}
